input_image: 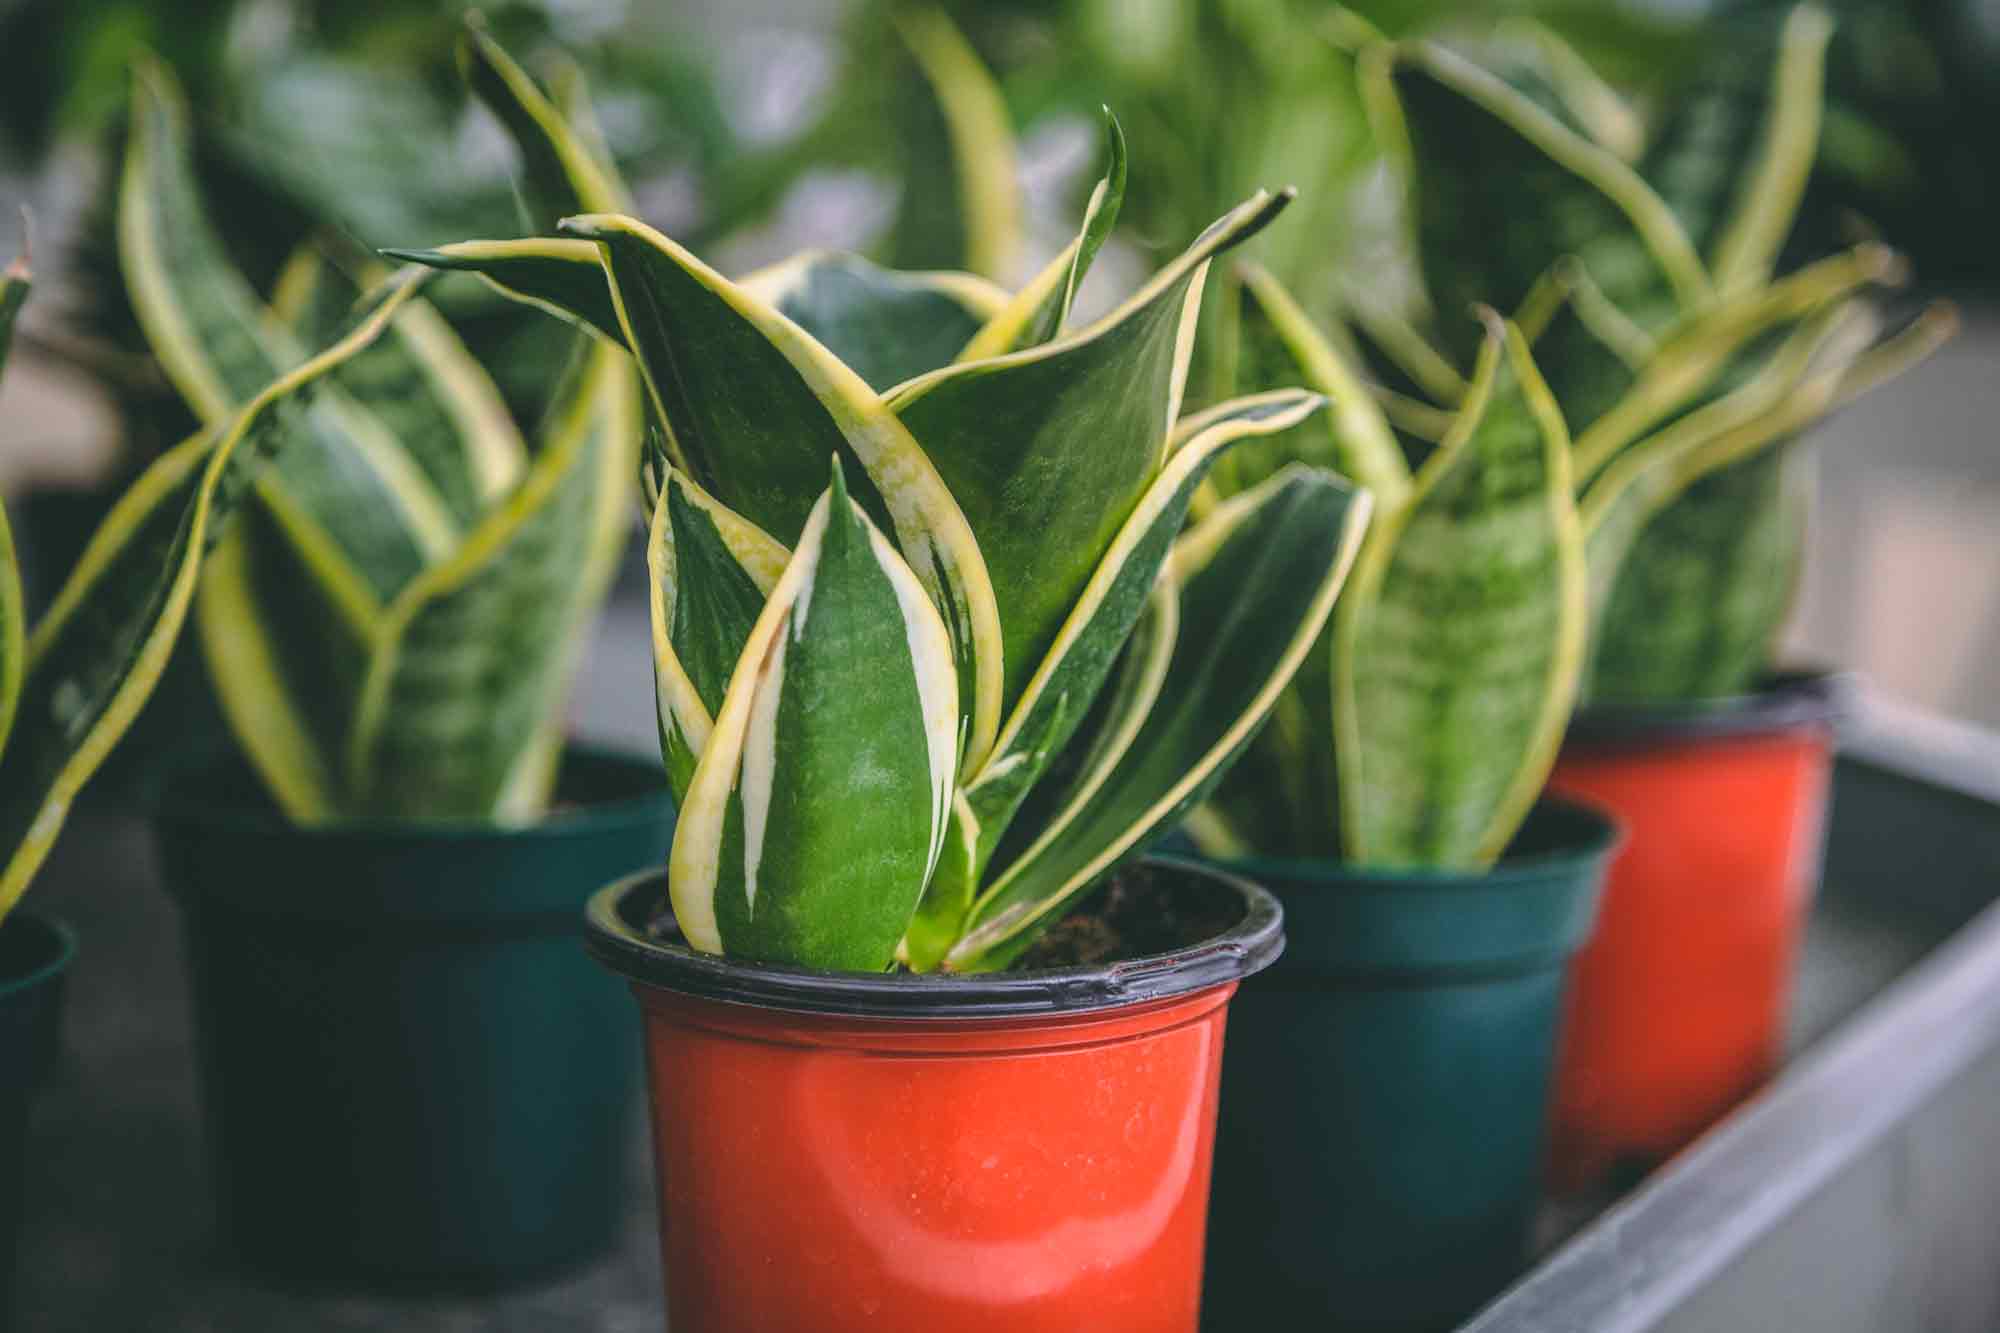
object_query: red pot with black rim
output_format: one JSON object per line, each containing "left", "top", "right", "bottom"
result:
{"left": 583, "top": 858, "right": 1283, "bottom": 1333}
{"left": 1546, "top": 672, "right": 1845, "bottom": 1193}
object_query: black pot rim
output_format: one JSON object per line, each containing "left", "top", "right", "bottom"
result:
{"left": 0, "top": 910, "right": 78, "bottom": 1003}
{"left": 150, "top": 742, "right": 672, "bottom": 843}
{"left": 1564, "top": 669, "right": 1851, "bottom": 752}
{"left": 584, "top": 856, "right": 1285, "bottom": 1020}
{"left": 1217, "top": 796, "right": 1622, "bottom": 896}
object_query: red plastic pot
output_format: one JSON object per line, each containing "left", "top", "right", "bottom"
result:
{"left": 1546, "top": 673, "right": 1844, "bottom": 1193}
{"left": 584, "top": 859, "right": 1283, "bottom": 1333}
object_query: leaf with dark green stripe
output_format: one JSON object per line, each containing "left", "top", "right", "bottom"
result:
{"left": 737, "top": 250, "right": 1007, "bottom": 391}
{"left": 885, "top": 188, "right": 1294, "bottom": 711}
{"left": 383, "top": 239, "right": 627, "bottom": 346}
{"left": 458, "top": 17, "right": 630, "bottom": 230}
{"left": 1333, "top": 318, "right": 1585, "bottom": 870}
{"left": 122, "top": 61, "right": 457, "bottom": 601}
{"left": 648, "top": 467, "right": 789, "bottom": 800}
{"left": 892, "top": 6, "right": 1019, "bottom": 282}
{"left": 0, "top": 249, "right": 29, "bottom": 762}
{"left": 345, "top": 345, "right": 641, "bottom": 819}
{"left": 669, "top": 462, "right": 959, "bottom": 971}
{"left": 560, "top": 211, "right": 1005, "bottom": 772}
{"left": 948, "top": 464, "right": 1371, "bottom": 970}
{"left": 1375, "top": 40, "right": 1705, "bottom": 370}
{"left": 0, "top": 280, "right": 414, "bottom": 912}
{"left": 955, "top": 112, "right": 1127, "bottom": 361}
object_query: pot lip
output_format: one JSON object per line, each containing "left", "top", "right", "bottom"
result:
{"left": 584, "top": 856, "right": 1284, "bottom": 1020}
{"left": 1213, "top": 796, "right": 1623, "bottom": 896}
{"left": 149, "top": 742, "right": 673, "bottom": 843}
{"left": 0, "top": 910, "right": 78, "bottom": 1003}
{"left": 1563, "top": 668, "right": 1851, "bottom": 751}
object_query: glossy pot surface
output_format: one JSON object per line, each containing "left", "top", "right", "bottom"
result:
{"left": 1548, "top": 674, "right": 1842, "bottom": 1192}
{"left": 1204, "top": 800, "right": 1618, "bottom": 1332}
{"left": 586, "top": 858, "right": 1283, "bottom": 1333}
{"left": 153, "top": 747, "right": 674, "bottom": 1284}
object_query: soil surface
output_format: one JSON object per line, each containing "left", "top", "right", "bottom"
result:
{"left": 1012, "top": 862, "right": 1243, "bottom": 970}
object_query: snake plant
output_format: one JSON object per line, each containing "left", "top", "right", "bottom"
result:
{"left": 1192, "top": 5, "right": 1950, "bottom": 871}
{"left": 116, "top": 44, "right": 642, "bottom": 825}
{"left": 0, "top": 232, "right": 418, "bottom": 920}
{"left": 404, "top": 103, "right": 1372, "bottom": 972}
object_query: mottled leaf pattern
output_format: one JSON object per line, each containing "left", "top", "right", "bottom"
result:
{"left": 1334, "top": 321, "right": 1585, "bottom": 870}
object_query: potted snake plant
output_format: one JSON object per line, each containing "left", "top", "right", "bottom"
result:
{"left": 117, "top": 42, "right": 673, "bottom": 1283}
{"left": 0, "top": 232, "right": 415, "bottom": 1316}
{"left": 403, "top": 85, "right": 1372, "bottom": 1327}
{"left": 1188, "top": 8, "right": 1951, "bottom": 1323}
{"left": 1356, "top": 2, "right": 1956, "bottom": 1197}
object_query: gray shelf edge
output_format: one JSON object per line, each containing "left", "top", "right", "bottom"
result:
{"left": 1462, "top": 693, "right": 2000, "bottom": 1333}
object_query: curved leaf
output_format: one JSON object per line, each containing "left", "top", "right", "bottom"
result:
{"left": 737, "top": 250, "right": 1007, "bottom": 391}
{"left": 560, "top": 211, "right": 1004, "bottom": 773}
{"left": 948, "top": 464, "right": 1370, "bottom": 970}
{"left": 458, "top": 17, "right": 630, "bottom": 229}
{"left": 383, "top": 238, "right": 625, "bottom": 345}
{"left": 0, "top": 280, "right": 415, "bottom": 913}
{"left": 955, "top": 111, "right": 1127, "bottom": 361}
{"left": 893, "top": 7, "right": 1019, "bottom": 281}
{"left": 345, "top": 345, "right": 641, "bottom": 819}
{"left": 0, "top": 249, "right": 27, "bottom": 762}
{"left": 1333, "top": 318, "right": 1585, "bottom": 870}
{"left": 669, "top": 463, "right": 958, "bottom": 970}
{"left": 648, "top": 466, "right": 789, "bottom": 800}
{"left": 885, "top": 189, "right": 1294, "bottom": 710}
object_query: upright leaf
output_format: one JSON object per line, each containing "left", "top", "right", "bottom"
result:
{"left": 0, "top": 280, "right": 415, "bottom": 913}
{"left": 0, "top": 247, "right": 28, "bottom": 762}
{"left": 893, "top": 7, "right": 1020, "bottom": 282}
{"left": 737, "top": 250, "right": 1007, "bottom": 391}
{"left": 669, "top": 463, "right": 958, "bottom": 971}
{"left": 648, "top": 467, "right": 789, "bottom": 801}
{"left": 948, "top": 464, "right": 1371, "bottom": 970}
{"left": 559, "top": 211, "right": 1005, "bottom": 773}
{"left": 458, "top": 17, "right": 631, "bottom": 229}
{"left": 886, "top": 189, "right": 1294, "bottom": 710}
{"left": 1334, "top": 318, "right": 1585, "bottom": 870}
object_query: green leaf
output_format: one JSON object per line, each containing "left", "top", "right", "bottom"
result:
{"left": 121, "top": 60, "right": 462, "bottom": 604}
{"left": 0, "top": 278, "right": 416, "bottom": 915}
{"left": 647, "top": 466, "right": 789, "bottom": 801}
{"left": 885, "top": 188, "right": 1294, "bottom": 712}
{"left": 344, "top": 345, "right": 641, "bottom": 820}
{"left": 893, "top": 6, "right": 1020, "bottom": 282}
{"left": 669, "top": 461, "right": 959, "bottom": 971}
{"left": 559, "top": 211, "right": 1005, "bottom": 773}
{"left": 914, "top": 389, "right": 1328, "bottom": 964}
{"left": 0, "top": 249, "right": 29, "bottom": 764}
{"left": 1373, "top": 39, "right": 1707, "bottom": 367}
{"left": 947, "top": 463, "right": 1371, "bottom": 970}
{"left": 1333, "top": 317, "right": 1586, "bottom": 870}
{"left": 382, "top": 238, "right": 627, "bottom": 346}
{"left": 458, "top": 17, "right": 631, "bottom": 230}
{"left": 955, "top": 111, "right": 1127, "bottom": 361}
{"left": 737, "top": 250, "right": 1007, "bottom": 392}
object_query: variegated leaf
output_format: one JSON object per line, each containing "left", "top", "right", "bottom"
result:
{"left": 344, "top": 344, "right": 641, "bottom": 819}
{"left": 0, "top": 279, "right": 415, "bottom": 914}
{"left": 893, "top": 6, "right": 1020, "bottom": 282}
{"left": 558, "top": 211, "right": 1005, "bottom": 772}
{"left": 0, "top": 247, "right": 27, "bottom": 762}
{"left": 647, "top": 466, "right": 789, "bottom": 801}
{"left": 1334, "top": 317, "right": 1585, "bottom": 870}
{"left": 458, "top": 16, "right": 630, "bottom": 229}
{"left": 947, "top": 464, "right": 1371, "bottom": 971}
{"left": 669, "top": 462, "right": 958, "bottom": 971}
{"left": 122, "top": 61, "right": 462, "bottom": 603}
{"left": 908, "top": 389, "right": 1327, "bottom": 968}
{"left": 382, "top": 238, "right": 626, "bottom": 346}
{"left": 1373, "top": 38, "right": 1709, "bottom": 369}
{"left": 737, "top": 250, "right": 1008, "bottom": 391}
{"left": 955, "top": 112, "right": 1127, "bottom": 362}
{"left": 885, "top": 189, "right": 1294, "bottom": 711}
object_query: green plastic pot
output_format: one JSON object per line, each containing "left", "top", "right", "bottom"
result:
{"left": 152, "top": 747, "right": 674, "bottom": 1285}
{"left": 1, "top": 911, "right": 75, "bottom": 1320}
{"left": 1202, "top": 800, "right": 1619, "bottom": 1332}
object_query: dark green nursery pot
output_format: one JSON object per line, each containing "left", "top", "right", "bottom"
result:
{"left": 0, "top": 912, "right": 75, "bottom": 1319}
{"left": 152, "top": 747, "right": 674, "bottom": 1285}
{"left": 1203, "top": 799, "right": 1619, "bottom": 1333}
